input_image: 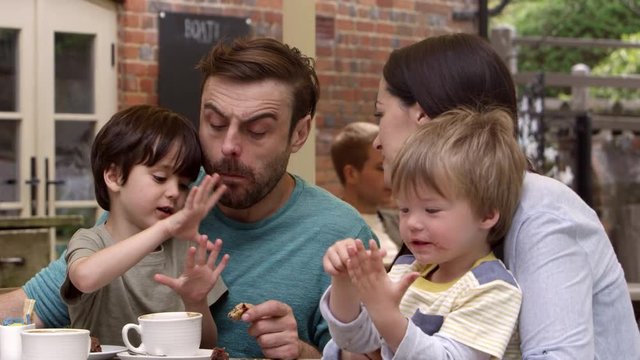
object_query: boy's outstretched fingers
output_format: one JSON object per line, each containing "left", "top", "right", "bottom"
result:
{"left": 194, "top": 234, "right": 209, "bottom": 265}
{"left": 207, "top": 238, "right": 225, "bottom": 267}
{"left": 205, "top": 173, "right": 227, "bottom": 209}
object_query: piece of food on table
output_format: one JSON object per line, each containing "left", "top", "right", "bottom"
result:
{"left": 210, "top": 347, "right": 229, "bottom": 360}
{"left": 227, "top": 302, "right": 254, "bottom": 321}
{"left": 90, "top": 335, "right": 102, "bottom": 352}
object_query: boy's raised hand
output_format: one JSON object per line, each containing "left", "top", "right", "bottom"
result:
{"left": 164, "top": 174, "right": 226, "bottom": 242}
{"left": 347, "top": 240, "right": 418, "bottom": 314}
{"left": 154, "top": 235, "right": 229, "bottom": 306}
{"left": 323, "top": 238, "right": 359, "bottom": 278}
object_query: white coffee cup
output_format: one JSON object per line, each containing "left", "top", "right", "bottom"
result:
{"left": 0, "top": 323, "right": 35, "bottom": 360}
{"left": 122, "top": 311, "right": 202, "bottom": 356}
{"left": 21, "top": 328, "right": 90, "bottom": 360}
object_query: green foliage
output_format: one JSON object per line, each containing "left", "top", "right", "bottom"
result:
{"left": 492, "top": 0, "right": 640, "bottom": 79}
{"left": 591, "top": 33, "right": 640, "bottom": 100}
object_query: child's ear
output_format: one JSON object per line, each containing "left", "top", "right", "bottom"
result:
{"left": 479, "top": 209, "right": 500, "bottom": 230}
{"left": 104, "top": 164, "right": 123, "bottom": 192}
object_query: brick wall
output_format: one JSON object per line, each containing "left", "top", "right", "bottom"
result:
{"left": 117, "top": 0, "right": 284, "bottom": 107}
{"left": 314, "top": 0, "right": 475, "bottom": 195}
{"left": 116, "top": 0, "right": 475, "bottom": 194}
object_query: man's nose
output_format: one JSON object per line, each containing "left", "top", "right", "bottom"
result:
{"left": 221, "top": 128, "right": 241, "bottom": 157}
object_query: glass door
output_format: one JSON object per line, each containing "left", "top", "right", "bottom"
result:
{"left": 37, "top": 0, "right": 117, "bottom": 228}
{"left": 0, "top": 0, "right": 116, "bottom": 252}
{"left": 0, "top": 0, "right": 35, "bottom": 217}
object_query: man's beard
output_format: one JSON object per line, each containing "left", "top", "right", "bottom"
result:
{"left": 206, "top": 151, "right": 290, "bottom": 209}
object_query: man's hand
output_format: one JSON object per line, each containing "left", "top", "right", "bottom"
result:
{"left": 242, "top": 300, "right": 320, "bottom": 359}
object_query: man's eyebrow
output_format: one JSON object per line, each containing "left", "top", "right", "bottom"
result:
{"left": 203, "top": 102, "right": 278, "bottom": 124}
{"left": 244, "top": 111, "right": 278, "bottom": 124}
{"left": 203, "top": 102, "right": 229, "bottom": 120}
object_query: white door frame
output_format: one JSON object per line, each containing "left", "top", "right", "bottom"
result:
{"left": 0, "top": 0, "right": 116, "bottom": 219}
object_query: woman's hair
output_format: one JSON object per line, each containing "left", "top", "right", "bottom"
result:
{"left": 391, "top": 107, "right": 526, "bottom": 246}
{"left": 197, "top": 37, "right": 319, "bottom": 135}
{"left": 383, "top": 33, "right": 518, "bottom": 125}
{"left": 331, "top": 122, "right": 379, "bottom": 185}
{"left": 91, "top": 105, "right": 202, "bottom": 211}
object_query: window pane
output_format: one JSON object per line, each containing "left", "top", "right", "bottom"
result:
{"left": 0, "top": 119, "right": 19, "bottom": 202}
{"left": 0, "top": 29, "right": 18, "bottom": 111}
{"left": 55, "top": 33, "right": 94, "bottom": 113}
{"left": 55, "top": 120, "right": 94, "bottom": 201}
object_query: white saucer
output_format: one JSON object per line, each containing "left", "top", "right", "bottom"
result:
{"left": 88, "top": 345, "right": 127, "bottom": 359}
{"left": 116, "top": 349, "right": 213, "bottom": 360}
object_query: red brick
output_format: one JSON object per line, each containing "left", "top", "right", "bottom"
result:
{"left": 356, "top": 21, "right": 374, "bottom": 32}
{"left": 121, "top": 44, "right": 139, "bottom": 59}
{"left": 143, "top": 31, "right": 158, "bottom": 46}
{"left": 256, "top": 0, "right": 282, "bottom": 8}
{"left": 359, "top": 76, "right": 379, "bottom": 89}
{"left": 376, "top": 22, "right": 395, "bottom": 34}
{"left": 123, "top": 62, "right": 148, "bottom": 76}
{"left": 123, "top": 76, "right": 138, "bottom": 91}
{"left": 124, "top": 0, "right": 147, "bottom": 12}
{"left": 416, "top": 2, "right": 450, "bottom": 14}
{"left": 394, "top": 0, "right": 415, "bottom": 10}
{"left": 335, "top": 19, "right": 354, "bottom": 32}
{"left": 142, "top": 15, "right": 155, "bottom": 30}
{"left": 122, "top": 14, "right": 141, "bottom": 28}
{"left": 124, "top": 29, "right": 145, "bottom": 44}
{"left": 147, "top": 64, "right": 158, "bottom": 77}
{"left": 316, "top": 45, "right": 333, "bottom": 57}
{"left": 316, "top": 1, "right": 337, "bottom": 15}
{"left": 147, "top": 94, "right": 158, "bottom": 105}
{"left": 335, "top": 47, "right": 354, "bottom": 58}
{"left": 123, "top": 93, "right": 147, "bottom": 106}
{"left": 140, "top": 78, "right": 155, "bottom": 93}
{"left": 264, "top": 11, "right": 282, "bottom": 24}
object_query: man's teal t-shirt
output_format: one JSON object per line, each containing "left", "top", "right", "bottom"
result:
{"left": 202, "top": 174, "right": 376, "bottom": 358}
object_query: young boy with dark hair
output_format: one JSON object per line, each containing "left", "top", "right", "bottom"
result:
{"left": 61, "top": 105, "right": 228, "bottom": 348}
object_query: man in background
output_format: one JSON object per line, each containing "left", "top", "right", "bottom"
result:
{"left": 331, "top": 122, "right": 400, "bottom": 267}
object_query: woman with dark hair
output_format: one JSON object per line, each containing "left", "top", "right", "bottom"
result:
{"left": 323, "top": 33, "right": 640, "bottom": 359}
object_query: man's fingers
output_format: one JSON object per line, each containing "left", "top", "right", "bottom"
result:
{"left": 253, "top": 333, "right": 299, "bottom": 360}
{"left": 242, "top": 300, "right": 291, "bottom": 322}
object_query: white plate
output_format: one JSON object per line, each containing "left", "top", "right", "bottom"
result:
{"left": 88, "top": 345, "right": 127, "bottom": 360}
{"left": 116, "top": 349, "right": 213, "bottom": 360}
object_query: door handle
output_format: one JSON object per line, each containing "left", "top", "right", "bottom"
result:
{"left": 44, "top": 157, "right": 66, "bottom": 215}
{"left": 26, "top": 156, "right": 39, "bottom": 216}
{"left": 0, "top": 257, "right": 25, "bottom": 266}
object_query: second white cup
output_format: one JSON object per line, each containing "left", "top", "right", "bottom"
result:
{"left": 0, "top": 323, "right": 35, "bottom": 360}
{"left": 122, "top": 311, "right": 202, "bottom": 356}
{"left": 21, "top": 328, "right": 90, "bottom": 360}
